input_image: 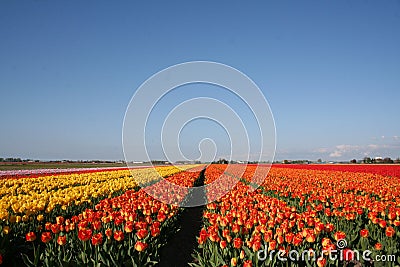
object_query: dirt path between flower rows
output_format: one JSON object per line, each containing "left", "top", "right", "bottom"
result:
{"left": 157, "top": 170, "right": 206, "bottom": 267}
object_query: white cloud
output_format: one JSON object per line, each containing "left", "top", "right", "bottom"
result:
{"left": 337, "top": 144, "right": 360, "bottom": 152}
{"left": 329, "top": 145, "right": 360, "bottom": 158}
{"left": 314, "top": 148, "right": 329, "bottom": 153}
{"left": 324, "top": 142, "right": 400, "bottom": 160}
{"left": 276, "top": 141, "right": 400, "bottom": 161}
{"left": 329, "top": 150, "right": 342, "bottom": 158}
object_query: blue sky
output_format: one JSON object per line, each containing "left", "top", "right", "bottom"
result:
{"left": 1, "top": 1, "right": 399, "bottom": 161}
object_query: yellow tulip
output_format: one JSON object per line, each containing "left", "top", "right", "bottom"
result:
{"left": 0, "top": 165, "right": 200, "bottom": 223}
{"left": 2, "top": 226, "right": 10, "bottom": 234}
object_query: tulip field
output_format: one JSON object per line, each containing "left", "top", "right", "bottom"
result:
{"left": 0, "top": 165, "right": 202, "bottom": 266}
{"left": 0, "top": 164, "right": 399, "bottom": 266}
{"left": 192, "top": 164, "right": 400, "bottom": 267}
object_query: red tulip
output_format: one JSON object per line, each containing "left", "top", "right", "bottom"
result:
{"left": 317, "top": 257, "right": 327, "bottom": 267}
{"left": 92, "top": 220, "right": 102, "bottom": 231}
{"left": 285, "top": 232, "right": 294, "bottom": 243}
{"left": 333, "top": 231, "right": 346, "bottom": 241}
{"left": 306, "top": 233, "right": 316, "bottom": 243}
{"left": 268, "top": 240, "right": 277, "bottom": 251}
{"left": 150, "top": 225, "right": 160, "bottom": 237}
{"left": 385, "top": 226, "right": 395, "bottom": 238}
{"left": 51, "top": 224, "right": 60, "bottom": 234}
{"left": 105, "top": 228, "right": 112, "bottom": 239}
{"left": 360, "top": 229, "right": 369, "bottom": 238}
{"left": 91, "top": 233, "right": 103, "bottom": 246}
{"left": 78, "top": 228, "right": 92, "bottom": 242}
{"left": 277, "top": 235, "right": 284, "bottom": 244}
{"left": 113, "top": 230, "right": 124, "bottom": 242}
{"left": 26, "top": 232, "right": 36, "bottom": 242}
{"left": 56, "top": 216, "right": 65, "bottom": 225}
{"left": 292, "top": 234, "right": 303, "bottom": 246}
{"left": 220, "top": 240, "right": 227, "bottom": 249}
{"left": 57, "top": 235, "right": 67, "bottom": 246}
{"left": 198, "top": 228, "right": 208, "bottom": 244}
{"left": 124, "top": 221, "right": 134, "bottom": 233}
{"left": 243, "top": 260, "right": 252, "bottom": 267}
{"left": 136, "top": 228, "right": 148, "bottom": 239}
{"left": 374, "top": 242, "right": 382, "bottom": 250}
{"left": 321, "top": 237, "right": 331, "bottom": 247}
{"left": 233, "top": 237, "right": 242, "bottom": 249}
{"left": 41, "top": 232, "right": 52, "bottom": 243}
{"left": 134, "top": 241, "right": 148, "bottom": 252}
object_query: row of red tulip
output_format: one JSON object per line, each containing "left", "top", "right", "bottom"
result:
{"left": 269, "top": 164, "right": 400, "bottom": 178}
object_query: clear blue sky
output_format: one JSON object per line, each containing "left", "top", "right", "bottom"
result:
{"left": 1, "top": 1, "right": 399, "bottom": 161}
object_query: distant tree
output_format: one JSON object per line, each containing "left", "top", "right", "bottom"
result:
{"left": 283, "top": 160, "right": 290, "bottom": 164}
{"left": 383, "top": 157, "right": 394, "bottom": 164}
{"left": 317, "top": 158, "right": 322, "bottom": 163}
{"left": 5, "top": 158, "right": 22, "bottom": 162}
{"left": 350, "top": 159, "right": 357, "bottom": 164}
{"left": 0, "top": 158, "right": 3, "bottom": 162}
{"left": 215, "top": 158, "right": 228, "bottom": 164}
{"left": 363, "top": 157, "right": 372, "bottom": 164}
{"left": 394, "top": 158, "right": 400, "bottom": 164}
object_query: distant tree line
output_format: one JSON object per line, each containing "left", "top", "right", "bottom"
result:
{"left": 175, "top": 161, "right": 202, "bottom": 164}
{"left": 150, "top": 160, "right": 171, "bottom": 165}
{"left": 0, "top": 157, "right": 24, "bottom": 162}
{"left": 211, "top": 158, "right": 261, "bottom": 164}
{"left": 361, "top": 157, "right": 399, "bottom": 164}
{"left": 279, "top": 157, "right": 400, "bottom": 164}
{"left": 282, "top": 160, "right": 311, "bottom": 164}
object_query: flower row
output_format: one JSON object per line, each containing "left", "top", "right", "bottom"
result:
{"left": 0, "top": 165, "right": 197, "bottom": 221}
{"left": 193, "top": 164, "right": 399, "bottom": 267}
{"left": 2, "top": 166, "right": 204, "bottom": 266}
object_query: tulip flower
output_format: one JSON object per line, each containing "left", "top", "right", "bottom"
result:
{"left": 26, "top": 232, "right": 36, "bottom": 242}
{"left": 233, "top": 237, "right": 243, "bottom": 249}
{"left": 113, "top": 230, "right": 124, "bottom": 242}
{"left": 41, "top": 232, "right": 52, "bottom": 243}
{"left": 360, "top": 229, "right": 369, "bottom": 238}
{"left": 134, "top": 241, "right": 148, "bottom": 252}
{"left": 91, "top": 233, "right": 103, "bottom": 246}
{"left": 57, "top": 235, "right": 67, "bottom": 246}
